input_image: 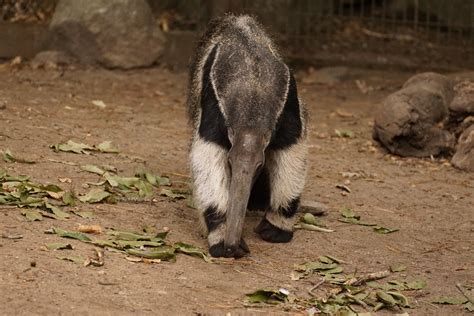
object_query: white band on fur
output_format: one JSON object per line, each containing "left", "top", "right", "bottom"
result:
{"left": 267, "top": 141, "right": 308, "bottom": 211}
{"left": 190, "top": 137, "right": 229, "bottom": 214}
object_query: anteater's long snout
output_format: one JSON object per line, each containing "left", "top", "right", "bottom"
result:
{"left": 224, "top": 132, "right": 266, "bottom": 257}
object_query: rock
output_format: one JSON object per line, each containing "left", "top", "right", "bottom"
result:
{"left": 299, "top": 200, "right": 328, "bottom": 216}
{"left": 451, "top": 125, "right": 474, "bottom": 172}
{"left": 449, "top": 81, "right": 474, "bottom": 117}
{"left": 49, "top": 0, "right": 165, "bottom": 69}
{"left": 31, "top": 50, "right": 76, "bottom": 69}
{"left": 0, "top": 100, "right": 6, "bottom": 110}
{"left": 373, "top": 72, "right": 456, "bottom": 157}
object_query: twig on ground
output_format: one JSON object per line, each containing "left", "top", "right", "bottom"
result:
{"left": 308, "top": 279, "right": 325, "bottom": 297}
{"left": 163, "top": 172, "right": 190, "bottom": 178}
{"left": 344, "top": 270, "right": 391, "bottom": 286}
{"left": 294, "top": 223, "right": 334, "bottom": 233}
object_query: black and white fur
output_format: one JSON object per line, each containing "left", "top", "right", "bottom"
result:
{"left": 187, "top": 15, "right": 308, "bottom": 258}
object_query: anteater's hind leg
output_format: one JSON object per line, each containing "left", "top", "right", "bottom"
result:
{"left": 190, "top": 137, "right": 250, "bottom": 258}
{"left": 255, "top": 142, "right": 307, "bottom": 243}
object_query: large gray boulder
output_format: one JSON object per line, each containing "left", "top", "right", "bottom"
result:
{"left": 49, "top": 0, "right": 165, "bottom": 69}
{"left": 373, "top": 73, "right": 456, "bottom": 157}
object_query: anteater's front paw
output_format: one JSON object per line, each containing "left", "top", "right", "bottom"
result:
{"left": 255, "top": 218, "right": 293, "bottom": 243}
{"left": 208, "top": 239, "right": 250, "bottom": 258}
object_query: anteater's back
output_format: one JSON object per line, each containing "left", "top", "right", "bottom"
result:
{"left": 187, "top": 15, "right": 290, "bottom": 132}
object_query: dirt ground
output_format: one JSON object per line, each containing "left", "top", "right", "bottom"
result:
{"left": 0, "top": 63, "right": 473, "bottom": 315}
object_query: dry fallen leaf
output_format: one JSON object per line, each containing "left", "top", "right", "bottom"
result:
{"left": 77, "top": 224, "right": 103, "bottom": 234}
{"left": 92, "top": 100, "right": 107, "bottom": 109}
{"left": 336, "top": 109, "right": 354, "bottom": 118}
{"left": 125, "top": 256, "right": 162, "bottom": 264}
{"left": 58, "top": 177, "right": 72, "bottom": 183}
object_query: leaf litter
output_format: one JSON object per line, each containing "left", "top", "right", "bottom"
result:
{"left": 46, "top": 226, "right": 212, "bottom": 264}
{"left": 250, "top": 256, "right": 427, "bottom": 313}
{"left": 294, "top": 212, "right": 334, "bottom": 233}
{"left": 2, "top": 149, "right": 35, "bottom": 164}
{"left": 50, "top": 140, "right": 119, "bottom": 155}
{"left": 338, "top": 206, "right": 398, "bottom": 233}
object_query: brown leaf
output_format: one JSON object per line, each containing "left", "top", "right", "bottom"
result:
{"left": 77, "top": 224, "right": 103, "bottom": 234}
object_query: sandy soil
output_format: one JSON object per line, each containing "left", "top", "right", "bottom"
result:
{"left": 0, "top": 63, "right": 473, "bottom": 315}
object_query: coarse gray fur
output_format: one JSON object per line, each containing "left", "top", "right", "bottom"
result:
{"left": 187, "top": 14, "right": 308, "bottom": 257}
{"left": 187, "top": 14, "right": 290, "bottom": 132}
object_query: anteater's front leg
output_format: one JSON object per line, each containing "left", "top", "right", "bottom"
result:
{"left": 190, "top": 137, "right": 249, "bottom": 258}
{"left": 256, "top": 142, "right": 308, "bottom": 243}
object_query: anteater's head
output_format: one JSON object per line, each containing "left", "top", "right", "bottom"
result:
{"left": 224, "top": 127, "right": 271, "bottom": 257}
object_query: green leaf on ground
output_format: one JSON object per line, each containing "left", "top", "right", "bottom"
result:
{"left": 95, "top": 141, "right": 119, "bottom": 153}
{"left": 4, "top": 174, "right": 30, "bottom": 181}
{"left": 106, "top": 230, "right": 167, "bottom": 242}
{"left": 373, "top": 226, "right": 399, "bottom": 234}
{"left": 302, "top": 213, "right": 326, "bottom": 226}
{"left": 125, "top": 247, "right": 176, "bottom": 261}
{"left": 115, "top": 240, "right": 164, "bottom": 248}
{"left": 387, "top": 291, "right": 410, "bottom": 307}
{"left": 376, "top": 290, "right": 398, "bottom": 306}
{"left": 246, "top": 289, "right": 288, "bottom": 304}
{"left": 80, "top": 164, "right": 105, "bottom": 175}
{"left": 405, "top": 279, "right": 427, "bottom": 290}
{"left": 44, "top": 202, "right": 70, "bottom": 219}
{"left": 51, "top": 140, "right": 95, "bottom": 154}
{"left": 319, "top": 255, "right": 345, "bottom": 264}
{"left": 49, "top": 227, "right": 92, "bottom": 242}
{"left": 3, "top": 149, "right": 35, "bottom": 164}
{"left": 335, "top": 129, "right": 354, "bottom": 138}
{"left": 62, "top": 191, "right": 77, "bottom": 206}
{"left": 157, "top": 176, "right": 171, "bottom": 186}
{"left": 79, "top": 188, "right": 111, "bottom": 203}
{"left": 136, "top": 180, "right": 153, "bottom": 198}
{"left": 21, "top": 209, "right": 43, "bottom": 221}
{"left": 46, "top": 242, "right": 73, "bottom": 250}
{"left": 464, "top": 302, "right": 474, "bottom": 312}
{"left": 338, "top": 217, "right": 377, "bottom": 226}
{"left": 104, "top": 173, "right": 139, "bottom": 188}
{"left": 340, "top": 206, "right": 359, "bottom": 219}
{"left": 338, "top": 207, "right": 377, "bottom": 226}
{"left": 432, "top": 296, "right": 468, "bottom": 305}
{"left": 174, "top": 242, "right": 213, "bottom": 263}
{"left": 56, "top": 255, "right": 85, "bottom": 265}
{"left": 160, "top": 189, "right": 187, "bottom": 200}
{"left": 136, "top": 171, "right": 171, "bottom": 187}
{"left": 292, "top": 255, "right": 349, "bottom": 281}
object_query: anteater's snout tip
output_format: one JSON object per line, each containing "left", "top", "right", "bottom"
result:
{"left": 223, "top": 243, "right": 249, "bottom": 258}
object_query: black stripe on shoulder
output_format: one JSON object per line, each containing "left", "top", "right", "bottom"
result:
{"left": 198, "top": 45, "right": 231, "bottom": 150}
{"left": 269, "top": 71, "right": 302, "bottom": 151}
